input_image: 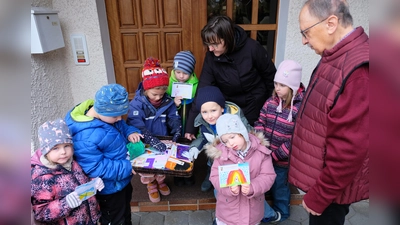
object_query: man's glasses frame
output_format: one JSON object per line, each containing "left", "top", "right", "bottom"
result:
{"left": 300, "top": 17, "right": 329, "bottom": 39}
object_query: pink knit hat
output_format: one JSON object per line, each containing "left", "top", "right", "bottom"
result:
{"left": 273, "top": 60, "right": 302, "bottom": 122}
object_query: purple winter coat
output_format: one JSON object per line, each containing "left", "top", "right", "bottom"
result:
{"left": 31, "top": 150, "right": 101, "bottom": 225}
{"left": 206, "top": 132, "right": 276, "bottom": 225}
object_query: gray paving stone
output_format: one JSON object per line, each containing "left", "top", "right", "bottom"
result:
{"left": 188, "top": 210, "right": 213, "bottom": 225}
{"left": 276, "top": 219, "right": 301, "bottom": 225}
{"left": 346, "top": 204, "right": 356, "bottom": 219}
{"left": 287, "top": 205, "right": 309, "bottom": 223}
{"left": 348, "top": 213, "right": 369, "bottom": 225}
{"left": 351, "top": 200, "right": 369, "bottom": 217}
{"left": 164, "top": 211, "right": 189, "bottom": 225}
{"left": 139, "top": 212, "right": 164, "bottom": 225}
{"left": 131, "top": 212, "right": 142, "bottom": 225}
{"left": 130, "top": 199, "right": 369, "bottom": 224}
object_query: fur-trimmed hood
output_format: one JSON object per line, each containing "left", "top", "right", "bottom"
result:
{"left": 205, "top": 131, "right": 270, "bottom": 160}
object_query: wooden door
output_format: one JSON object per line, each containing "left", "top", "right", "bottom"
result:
{"left": 105, "top": 0, "right": 207, "bottom": 99}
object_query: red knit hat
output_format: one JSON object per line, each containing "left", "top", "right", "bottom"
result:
{"left": 142, "top": 57, "right": 169, "bottom": 90}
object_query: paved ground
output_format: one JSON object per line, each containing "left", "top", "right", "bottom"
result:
{"left": 130, "top": 199, "right": 369, "bottom": 225}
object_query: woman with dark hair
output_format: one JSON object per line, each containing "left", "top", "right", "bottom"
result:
{"left": 184, "top": 15, "right": 276, "bottom": 192}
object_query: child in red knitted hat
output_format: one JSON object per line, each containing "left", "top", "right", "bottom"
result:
{"left": 127, "top": 57, "right": 182, "bottom": 202}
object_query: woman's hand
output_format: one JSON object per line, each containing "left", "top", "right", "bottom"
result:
{"left": 128, "top": 133, "right": 143, "bottom": 143}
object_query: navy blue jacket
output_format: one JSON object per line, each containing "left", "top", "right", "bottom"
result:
{"left": 127, "top": 82, "right": 181, "bottom": 136}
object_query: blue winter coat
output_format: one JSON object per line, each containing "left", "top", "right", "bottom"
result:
{"left": 65, "top": 100, "right": 141, "bottom": 195}
{"left": 127, "top": 82, "right": 181, "bottom": 136}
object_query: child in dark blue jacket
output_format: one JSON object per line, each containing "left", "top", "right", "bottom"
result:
{"left": 127, "top": 57, "right": 181, "bottom": 202}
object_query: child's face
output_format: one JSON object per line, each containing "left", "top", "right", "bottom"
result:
{"left": 98, "top": 114, "right": 122, "bottom": 124}
{"left": 274, "top": 82, "right": 291, "bottom": 101}
{"left": 220, "top": 133, "right": 247, "bottom": 151}
{"left": 200, "top": 102, "right": 224, "bottom": 125}
{"left": 46, "top": 143, "right": 73, "bottom": 164}
{"left": 174, "top": 70, "right": 190, "bottom": 83}
{"left": 146, "top": 87, "right": 166, "bottom": 102}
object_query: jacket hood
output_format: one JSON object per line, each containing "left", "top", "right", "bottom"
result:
{"left": 233, "top": 25, "right": 247, "bottom": 52}
{"left": 31, "top": 149, "right": 42, "bottom": 166}
{"left": 205, "top": 131, "right": 270, "bottom": 160}
{"left": 70, "top": 99, "right": 95, "bottom": 122}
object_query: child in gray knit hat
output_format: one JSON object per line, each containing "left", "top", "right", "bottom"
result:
{"left": 31, "top": 118, "right": 104, "bottom": 224}
{"left": 182, "top": 86, "right": 253, "bottom": 192}
{"left": 206, "top": 114, "right": 276, "bottom": 225}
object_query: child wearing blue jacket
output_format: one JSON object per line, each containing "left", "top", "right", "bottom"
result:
{"left": 127, "top": 57, "right": 182, "bottom": 202}
{"left": 65, "top": 84, "right": 143, "bottom": 225}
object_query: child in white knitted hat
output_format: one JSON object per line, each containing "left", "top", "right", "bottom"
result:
{"left": 206, "top": 114, "right": 276, "bottom": 225}
{"left": 31, "top": 118, "right": 104, "bottom": 224}
{"left": 254, "top": 59, "right": 305, "bottom": 223}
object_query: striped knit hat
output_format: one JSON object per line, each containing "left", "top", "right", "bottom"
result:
{"left": 173, "top": 51, "right": 196, "bottom": 75}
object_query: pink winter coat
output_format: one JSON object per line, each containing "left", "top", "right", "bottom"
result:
{"left": 31, "top": 150, "right": 101, "bottom": 225}
{"left": 206, "top": 132, "right": 276, "bottom": 225}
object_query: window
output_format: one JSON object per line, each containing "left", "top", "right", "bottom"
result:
{"left": 207, "top": 0, "right": 279, "bottom": 61}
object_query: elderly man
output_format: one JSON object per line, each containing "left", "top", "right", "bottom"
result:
{"left": 288, "top": 0, "right": 369, "bottom": 225}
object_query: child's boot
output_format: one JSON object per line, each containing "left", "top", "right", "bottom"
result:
{"left": 201, "top": 166, "right": 212, "bottom": 192}
{"left": 147, "top": 180, "right": 160, "bottom": 202}
{"left": 140, "top": 173, "right": 155, "bottom": 184}
{"left": 156, "top": 174, "right": 171, "bottom": 196}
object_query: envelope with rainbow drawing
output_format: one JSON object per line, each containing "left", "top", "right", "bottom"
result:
{"left": 218, "top": 162, "right": 250, "bottom": 188}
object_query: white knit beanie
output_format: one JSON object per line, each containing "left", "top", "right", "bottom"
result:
{"left": 216, "top": 114, "right": 249, "bottom": 142}
{"left": 274, "top": 60, "right": 302, "bottom": 122}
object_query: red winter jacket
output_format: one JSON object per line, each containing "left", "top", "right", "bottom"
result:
{"left": 288, "top": 27, "right": 369, "bottom": 214}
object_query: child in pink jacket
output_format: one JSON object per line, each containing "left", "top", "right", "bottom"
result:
{"left": 206, "top": 114, "right": 276, "bottom": 225}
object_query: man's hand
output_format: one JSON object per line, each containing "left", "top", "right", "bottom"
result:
{"left": 128, "top": 132, "right": 143, "bottom": 143}
{"left": 302, "top": 200, "right": 321, "bottom": 216}
{"left": 184, "top": 133, "right": 196, "bottom": 140}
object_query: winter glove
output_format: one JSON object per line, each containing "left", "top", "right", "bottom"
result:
{"left": 172, "top": 132, "right": 181, "bottom": 143}
{"left": 66, "top": 191, "right": 82, "bottom": 208}
{"left": 95, "top": 178, "right": 105, "bottom": 192}
{"left": 142, "top": 130, "right": 166, "bottom": 152}
{"left": 182, "top": 147, "right": 199, "bottom": 161}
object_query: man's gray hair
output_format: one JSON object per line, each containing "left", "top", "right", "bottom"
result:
{"left": 304, "top": 0, "right": 353, "bottom": 27}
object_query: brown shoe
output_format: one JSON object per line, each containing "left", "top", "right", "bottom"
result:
{"left": 147, "top": 181, "right": 160, "bottom": 202}
{"left": 157, "top": 181, "right": 171, "bottom": 196}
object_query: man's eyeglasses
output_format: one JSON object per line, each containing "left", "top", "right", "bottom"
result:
{"left": 300, "top": 17, "right": 329, "bottom": 39}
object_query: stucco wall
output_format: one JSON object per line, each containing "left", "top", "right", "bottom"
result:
{"left": 284, "top": 0, "right": 369, "bottom": 86}
{"left": 31, "top": 0, "right": 108, "bottom": 151}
